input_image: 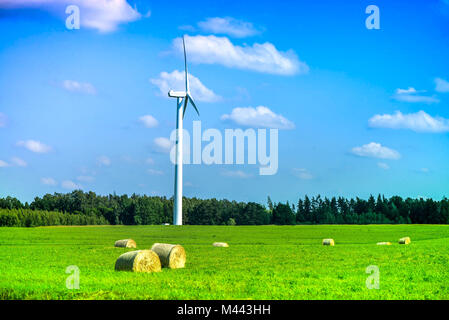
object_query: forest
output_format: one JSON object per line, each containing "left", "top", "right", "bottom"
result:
{"left": 0, "top": 190, "right": 448, "bottom": 227}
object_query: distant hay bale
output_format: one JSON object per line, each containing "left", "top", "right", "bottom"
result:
{"left": 322, "top": 239, "right": 335, "bottom": 246}
{"left": 213, "top": 242, "right": 229, "bottom": 247}
{"left": 151, "top": 243, "right": 186, "bottom": 269}
{"left": 114, "top": 250, "right": 161, "bottom": 272}
{"left": 399, "top": 237, "right": 411, "bottom": 245}
{"left": 377, "top": 242, "right": 391, "bottom": 245}
{"left": 114, "top": 239, "right": 137, "bottom": 248}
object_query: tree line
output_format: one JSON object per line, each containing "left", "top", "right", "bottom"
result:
{"left": 0, "top": 191, "right": 448, "bottom": 227}
{"left": 0, "top": 208, "right": 108, "bottom": 227}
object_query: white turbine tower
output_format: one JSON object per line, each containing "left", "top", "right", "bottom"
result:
{"left": 168, "top": 36, "right": 199, "bottom": 226}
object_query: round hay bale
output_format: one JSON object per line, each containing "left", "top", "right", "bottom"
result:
{"left": 322, "top": 239, "right": 335, "bottom": 246}
{"left": 399, "top": 237, "right": 411, "bottom": 245}
{"left": 377, "top": 242, "right": 391, "bottom": 245}
{"left": 114, "top": 239, "right": 136, "bottom": 248}
{"left": 114, "top": 250, "right": 161, "bottom": 272}
{"left": 151, "top": 243, "right": 186, "bottom": 269}
{"left": 213, "top": 242, "right": 229, "bottom": 247}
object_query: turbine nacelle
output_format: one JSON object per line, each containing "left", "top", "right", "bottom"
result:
{"left": 168, "top": 90, "right": 187, "bottom": 98}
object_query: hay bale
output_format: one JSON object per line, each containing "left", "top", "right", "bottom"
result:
{"left": 114, "top": 239, "right": 137, "bottom": 248}
{"left": 151, "top": 243, "right": 186, "bottom": 269}
{"left": 399, "top": 237, "right": 411, "bottom": 245}
{"left": 114, "top": 250, "right": 161, "bottom": 272}
{"left": 213, "top": 242, "right": 229, "bottom": 247}
{"left": 322, "top": 239, "right": 335, "bottom": 246}
{"left": 377, "top": 242, "right": 391, "bottom": 245}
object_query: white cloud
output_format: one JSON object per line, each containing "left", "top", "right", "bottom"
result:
{"left": 0, "top": 0, "right": 142, "bottom": 33}
{"left": 146, "top": 157, "right": 155, "bottom": 165}
{"left": 435, "top": 78, "right": 449, "bottom": 93}
{"left": 77, "top": 175, "right": 94, "bottom": 182}
{"left": 221, "top": 106, "right": 295, "bottom": 129}
{"left": 41, "top": 177, "right": 57, "bottom": 186}
{"left": 292, "top": 168, "right": 313, "bottom": 180}
{"left": 120, "top": 155, "right": 134, "bottom": 163}
{"left": 178, "top": 25, "right": 196, "bottom": 32}
{"left": 61, "top": 180, "right": 82, "bottom": 190}
{"left": 221, "top": 170, "right": 251, "bottom": 178}
{"left": 173, "top": 35, "right": 308, "bottom": 76}
{"left": 62, "top": 80, "right": 96, "bottom": 95}
{"left": 0, "top": 113, "right": 6, "bottom": 127}
{"left": 147, "top": 169, "right": 163, "bottom": 176}
{"left": 0, "top": 157, "right": 28, "bottom": 167}
{"left": 396, "top": 87, "right": 418, "bottom": 94}
{"left": 420, "top": 167, "right": 430, "bottom": 173}
{"left": 197, "top": 17, "right": 260, "bottom": 38}
{"left": 393, "top": 87, "right": 439, "bottom": 103}
{"left": 10, "top": 157, "right": 27, "bottom": 167}
{"left": 369, "top": 110, "right": 449, "bottom": 133}
{"left": 351, "top": 142, "right": 401, "bottom": 160}
{"left": 17, "top": 140, "right": 51, "bottom": 153}
{"left": 377, "top": 162, "right": 390, "bottom": 170}
{"left": 0, "top": 160, "right": 9, "bottom": 168}
{"left": 80, "top": 166, "right": 96, "bottom": 176}
{"left": 153, "top": 137, "right": 173, "bottom": 153}
{"left": 138, "top": 115, "right": 158, "bottom": 128}
{"left": 97, "top": 155, "right": 111, "bottom": 166}
{"left": 150, "top": 70, "right": 220, "bottom": 102}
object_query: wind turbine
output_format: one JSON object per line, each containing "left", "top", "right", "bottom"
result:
{"left": 168, "top": 35, "right": 199, "bottom": 226}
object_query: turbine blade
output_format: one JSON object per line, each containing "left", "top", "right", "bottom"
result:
{"left": 188, "top": 94, "right": 200, "bottom": 116}
{"left": 182, "top": 96, "right": 188, "bottom": 119}
{"left": 183, "top": 35, "right": 190, "bottom": 94}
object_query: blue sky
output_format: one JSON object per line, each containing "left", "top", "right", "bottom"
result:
{"left": 1, "top": 0, "right": 449, "bottom": 204}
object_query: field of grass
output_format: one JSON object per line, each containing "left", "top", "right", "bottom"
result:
{"left": 0, "top": 225, "right": 448, "bottom": 300}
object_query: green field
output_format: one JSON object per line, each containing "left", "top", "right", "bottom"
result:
{"left": 0, "top": 225, "right": 448, "bottom": 300}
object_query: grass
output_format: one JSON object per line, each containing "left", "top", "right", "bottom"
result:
{"left": 0, "top": 225, "right": 448, "bottom": 300}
